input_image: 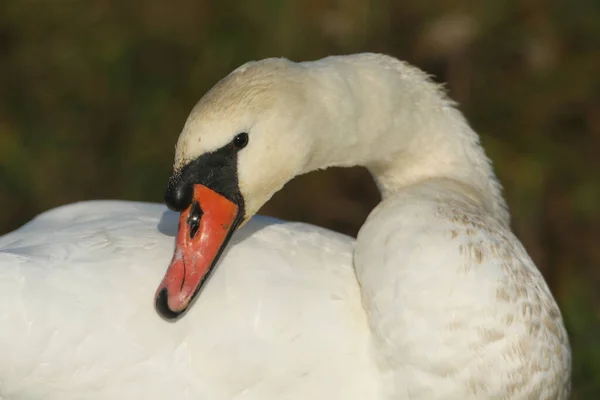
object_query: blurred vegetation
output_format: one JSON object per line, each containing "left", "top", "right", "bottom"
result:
{"left": 0, "top": 0, "right": 599, "bottom": 397}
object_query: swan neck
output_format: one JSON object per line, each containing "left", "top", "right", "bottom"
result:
{"left": 301, "top": 54, "right": 509, "bottom": 225}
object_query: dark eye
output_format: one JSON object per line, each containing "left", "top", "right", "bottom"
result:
{"left": 233, "top": 132, "right": 249, "bottom": 149}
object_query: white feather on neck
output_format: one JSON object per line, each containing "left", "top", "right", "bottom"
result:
{"left": 298, "top": 53, "right": 509, "bottom": 226}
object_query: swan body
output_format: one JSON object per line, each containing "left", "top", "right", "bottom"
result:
{"left": 0, "top": 53, "right": 570, "bottom": 399}
{"left": 0, "top": 201, "right": 381, "bottom": 399}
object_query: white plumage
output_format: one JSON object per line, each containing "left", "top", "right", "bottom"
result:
{"left": 0, "top": 53, "right": 570, "bottom": 399}
{"left": 0, "top": 201, "right": 380, "bottom": 399}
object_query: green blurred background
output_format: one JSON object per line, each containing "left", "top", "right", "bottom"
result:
{"left": 1, "top": 0, "right": 598, "bottom": 396}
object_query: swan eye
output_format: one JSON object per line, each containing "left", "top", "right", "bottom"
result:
{"left": 233, "top": 132, "right": 249, "bottom": 150}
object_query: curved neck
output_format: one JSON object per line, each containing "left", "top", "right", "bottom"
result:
{"left": 300, "top": 54, "right": 509, "bottom": 226}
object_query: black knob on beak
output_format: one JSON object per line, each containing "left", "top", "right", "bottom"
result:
{"left": 164, "top": 173, "right": 193, "bottom": 211}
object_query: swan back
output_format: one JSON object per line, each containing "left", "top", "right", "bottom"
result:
{"left": 0, "top": 201, "right": 381, "bottom": 399}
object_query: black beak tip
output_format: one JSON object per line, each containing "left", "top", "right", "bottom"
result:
{"left": 155, "top": 288, "right": 183, "bottom": 320}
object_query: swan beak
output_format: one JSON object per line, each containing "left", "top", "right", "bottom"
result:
{"left": 155, "top": 184, "right": 240, "bottom": 319}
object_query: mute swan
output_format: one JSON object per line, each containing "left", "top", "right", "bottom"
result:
{"left": 0, "top": 53, "right": 570, "bottom": 399}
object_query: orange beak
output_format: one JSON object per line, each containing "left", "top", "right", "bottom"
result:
{"left": 155, "top": 184, "right": 240, "bottom": 319}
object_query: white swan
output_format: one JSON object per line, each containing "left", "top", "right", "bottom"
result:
{"left": 0, "top": 53, "right": 570, "bottom": 399}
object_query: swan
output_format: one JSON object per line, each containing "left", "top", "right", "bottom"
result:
{"left": 0, "top": 53, "right": 570, "bottom": 399}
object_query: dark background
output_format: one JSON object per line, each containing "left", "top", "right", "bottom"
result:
{"left": 1, "top": 1, "right": 598, "bottom": 397}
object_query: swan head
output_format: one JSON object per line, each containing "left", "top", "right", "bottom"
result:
{"left": 155, "top": 58, "right": 315, "bottom": 319}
